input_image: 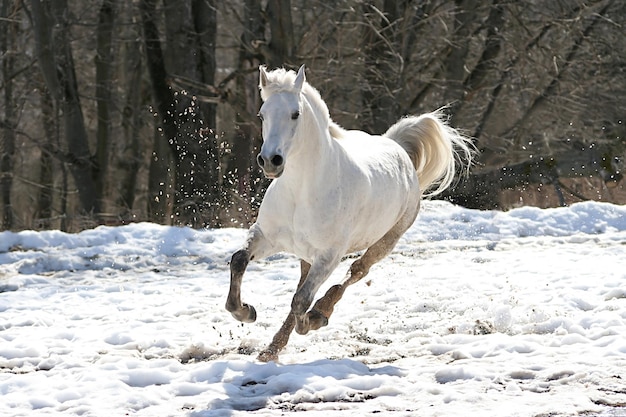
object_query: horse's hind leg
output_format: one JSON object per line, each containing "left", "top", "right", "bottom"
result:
{"left": 257, "top": 260, "right": 311, "bottom": 362}
{"left": 307, "top": 215, "right": 415, "bottom": 331}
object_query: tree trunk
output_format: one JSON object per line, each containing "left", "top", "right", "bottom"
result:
{"left": 141, "top": 0, "right": 220, "bottom": 227}
{"left": 266, "top": 0, "right": 294, "bottom": 67}
{"left": 1, "top": 0, "right": 17, "bottom": 229}
{"left": 225, "top": 0, "right": 265, "bottom": 226}
{"left": 30, "top": 0, "right": 99, "bottom": 217}
{"left": 140, "top": 0, "right": 177, "bottom": 223}
{"left": 117, "top": 20, "right": 143, "bottom": 214}
{"left": 192, "top": 0, "right": 221, "bottom": 224}
{"left": 440, "top": 0, "right": 479, "bottom": 122}
{"left": 467, "top": 2, "right": 505, "bottom": 142}
{"left": 192, "top": 0, "right": 217, "bottom": 130}
{"left": 361, "top": 0, "right": 409, "bottom": 134}
{"left": 94, "top": 0, "right": 118, "bottom": 212}
{"left": 36, "top": 86, "right": 56, "bottom": 229}
{"left": 147, "top": 125, "right": 174, "bottom": 222}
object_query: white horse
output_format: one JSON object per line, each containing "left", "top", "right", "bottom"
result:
{"left": 226, "top": 65, "right": 474, "bottom": 362}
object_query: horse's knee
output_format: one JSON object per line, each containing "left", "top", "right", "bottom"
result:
{"left": 291, "top": 289, "right": 312, "bottom": 316}
{"left": 230, "top": 249, "right": 249, "bottom": 273}
{"left": 353, "top": 257, "right": 372, "bottom": 273}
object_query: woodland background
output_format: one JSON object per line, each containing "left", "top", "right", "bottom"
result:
{"left": 0, "top": 0, "right": 624, "bottom": 231}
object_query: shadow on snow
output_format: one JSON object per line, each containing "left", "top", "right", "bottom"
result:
{"left": 188, "top": 358, "right": 406, "bottom": 416}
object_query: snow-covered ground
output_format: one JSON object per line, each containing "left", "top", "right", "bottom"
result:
{"left": 1, "top": 201, "right": 625, "bottom": 417}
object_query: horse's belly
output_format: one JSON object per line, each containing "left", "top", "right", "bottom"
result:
{"left": 312, "top": 186, "right": 416, "bottom": 256}
{"left": 346, "top": 206, "right": 408, "bottom": 252}
{"left": 271, "top": 206, "right": 411, "bottom": 261}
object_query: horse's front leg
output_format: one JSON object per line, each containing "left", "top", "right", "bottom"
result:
{"left": 291, "top": 252, "right": 342, "bottom": 335}
{"left": 225, "top": 249, "right": 257, "bottom": 323}
{"left": 226, "top": 225, "right": 273, "bottom": 323}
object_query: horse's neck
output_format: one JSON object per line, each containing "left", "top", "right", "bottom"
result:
{"left": 282, "top": 108, "right": 338, "bottom": 190}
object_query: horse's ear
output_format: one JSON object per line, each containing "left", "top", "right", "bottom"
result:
{"left": 294, "top": 64, "right": 306, "bottom": 91}
{"left": 259, "top": 65, "right": 269, "bottom": 88}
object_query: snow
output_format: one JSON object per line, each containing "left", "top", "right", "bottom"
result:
{"left": 1, "top": 200, "right": 625, "bottom": 417}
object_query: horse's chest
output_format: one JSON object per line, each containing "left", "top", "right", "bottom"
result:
{"left": 269, "top": 207, "right": 342, "bottom": 258}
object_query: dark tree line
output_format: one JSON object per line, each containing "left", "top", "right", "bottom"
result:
{"left": 0, "top": 0, "right": 624, "bottom": 231}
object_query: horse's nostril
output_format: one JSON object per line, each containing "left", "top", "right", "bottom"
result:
{"left": 271, "top": 155, "right": 283, "bottom": 166}
{"left": 257, "top": 154, "right": 265, "bottom": 167}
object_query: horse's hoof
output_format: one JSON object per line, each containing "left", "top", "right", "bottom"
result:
{"left": 257, "top": 349, "right": 278, "bottom": 363}
{"left": 230, "top": 303, "right": 257, "bottom": 323}
{"left": 241, "top": 303, "right": 257, "bottom": 322}
{"left": 294, "top": 315, "right": 310, "bottom": 335}
{"left": 307, "top": 309, "right": 329, "bottom": 331}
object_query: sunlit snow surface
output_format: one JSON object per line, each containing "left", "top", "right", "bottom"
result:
{"left": 1, "top": 201, "right": 625, "bottom": 416}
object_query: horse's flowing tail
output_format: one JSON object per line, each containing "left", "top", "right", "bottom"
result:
{"left": 384, "top": 111, "right": 476, "bottom": 196}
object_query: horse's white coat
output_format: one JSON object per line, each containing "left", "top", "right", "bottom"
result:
{"left": 227, "top": 65, "right": 474, "bottom": 355}
{"left": 252, "top": 66, "right": 419, "bottom": 264}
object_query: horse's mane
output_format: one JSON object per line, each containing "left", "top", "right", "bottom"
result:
{"left": 259, "top": 67, "right": 300, "bottom": 101}
{"left": 260, "top": 67, "right": 345, "bottom": 140}
{"left": 329, "top": 121, "right": 345, "bottom": 139}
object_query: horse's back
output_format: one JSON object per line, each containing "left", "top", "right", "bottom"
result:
{"left": 338, "top": 130, "right": 418, "bottom": 188}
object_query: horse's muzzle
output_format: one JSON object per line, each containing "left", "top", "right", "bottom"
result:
{"left": 257, "top": 153, "right": 284, "bottom": 178}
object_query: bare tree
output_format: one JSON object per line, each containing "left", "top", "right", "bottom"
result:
{"left": 343, "top": 0, "right": 624, "bottom": 208}
{"left": 266, "top": 0, "right": 295, "bottom": 67}
{"left": 115, "top": 1, "right": 144, "bottom": 215}
{"left": 446, "top": 0, "right": 625, "bottom": 207}
{"left": 360, "top": 0, "right": 426, "bottom": 133}
{"left": 1, "top": 0, "right": 17, "bottom": 229}
{"left": 30, "top": 0, "right": 99, "bottom": 216}
{"left": 1, "top": 0, "right": 624, "bottom": 231}
{"left": 224, "top": 0, "right": 265, "bottom": 225}
{"left": 218, "top": 0, "right": 300, "bottom": 225}
{"left": 35, "top": 87, "right": 58, "bottom": 230}
{"left": 94, "top": 0, "right": 118, "bottom": 210}
{"left": 141, "top": 0, "right": 220, "bottom": 227}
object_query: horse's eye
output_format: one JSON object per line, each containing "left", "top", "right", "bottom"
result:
{"left": 291, "top": 111, "right": 300, "bottom": 120}
{"left": 257, "top": 112, "right": 264, "bottom": 122}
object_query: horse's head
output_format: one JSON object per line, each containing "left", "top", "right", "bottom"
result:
{"left": 256, "top": 65, "right": 306, "bottom": 179}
